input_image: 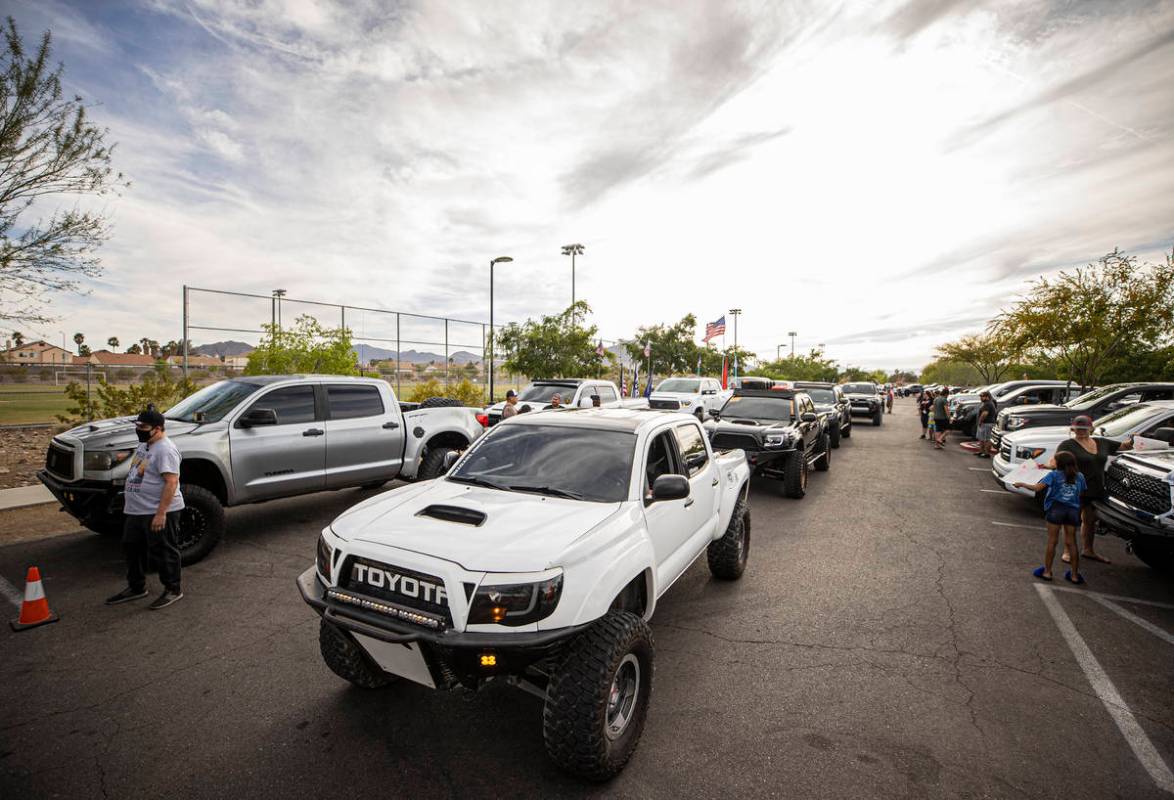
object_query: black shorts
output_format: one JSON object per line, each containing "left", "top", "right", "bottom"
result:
{"left": 920, "top": 412, "right": 929, "bottom": 425}
{"left": 1045, "top": 505, "right": 1081, "bottom": 526}
{"left": 934, "top": 418, "right": 949, "bottom": 430}
{"left": 1081, "top": 492, "right": 1103, "bottom": 509}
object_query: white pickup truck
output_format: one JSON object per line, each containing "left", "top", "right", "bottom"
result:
{"left": 485, "top": 378, "right": 647, "bottom": 425}
{"left": 298, "top": 407, "right": 751, "bottom": 780}
{"left": 647, "top": 376, "right": 732, "bottom": 422}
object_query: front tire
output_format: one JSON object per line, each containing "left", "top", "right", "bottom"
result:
{"left": 707, "top": 497, "right": 750, "bottom": 580}
{"left": 782, "top": 450, "right": 807, "bottom": 498}
{"left": 418, "top": 446, "right": 457, "bottom": 480}
{"left": 815, "top": 434, "right": 831, "bottom": 471}
{"left": 842, "top": 421, "right": 852, "bottom": 438}
{"left": 318, "top": 620, "right": 396, "bottom": 689}
{"left": 176, "top": 483, "right": 226, "bottom": 565}
{"left": 829, "top": 422, "right": 841, "bottom": 449}
{"left": 872, "top": 409, "right": 883, "bottom": 426}
{"left": 543, "top": 611, "right": 654, "bottom": 781}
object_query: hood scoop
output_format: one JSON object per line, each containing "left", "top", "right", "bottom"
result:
{"left": 416, "top": 504, "right": 487, "bottom": 527}
{"left": 731, "top": 419, "right": 760, "bottom": 426}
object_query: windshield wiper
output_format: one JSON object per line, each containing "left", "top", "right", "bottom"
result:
{"left": 508, "top": 484, "right": 587, "bottom": 501}
{"left": 448, "top": 475, "right": 514, "bottom": 492}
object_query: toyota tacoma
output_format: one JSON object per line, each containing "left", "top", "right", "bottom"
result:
{"left": 840, "top": 382, "right": 884, "bottom": 426}
{"left": 792, "top": 381, "right": 852, "bottom": 447}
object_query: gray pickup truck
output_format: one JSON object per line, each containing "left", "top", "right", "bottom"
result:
{"left": 38, "top": 376, "right": 484, "bottom": 564}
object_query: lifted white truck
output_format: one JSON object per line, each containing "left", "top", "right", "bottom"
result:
{"left": 298, "top": 407, "right": 751, "bottom": 780}
{"left": 485, "top": 378, "right": 646, "bottom": 424}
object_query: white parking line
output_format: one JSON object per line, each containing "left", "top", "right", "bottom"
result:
{"left": 968, "top": 467, "right": 990, "bottom": 471}
{"left": 1089, "top": 596, "right": 1174, "bottom": 647}
{"left": 0, "top": 575, "right": 23, "bottom": 609}
{"left": 979, "top": 489, "right": 1012, "bottom": 495}
{"left": 1049, "top": 585, "right": 1174, "bottom": 611}
{"left": 1035, "top": 584, "right": 1174, "bottom": 794}
{"left": 990, "top": 521, "right": 1041, "bottom": 531}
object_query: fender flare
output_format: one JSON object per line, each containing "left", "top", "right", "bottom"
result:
{"left": 565, "top": 536, "right": 659, "bottom": 623}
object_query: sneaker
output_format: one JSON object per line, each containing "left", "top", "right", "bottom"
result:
{"left": 106, "top": 587, "right": 149, "bottom": 605}
{"left": 148, "top": 589, "right": 184, "bottom": 610}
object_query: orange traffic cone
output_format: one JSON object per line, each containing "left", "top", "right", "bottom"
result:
{"left": 10, "top": 566, "right": 60, "bottom": 632}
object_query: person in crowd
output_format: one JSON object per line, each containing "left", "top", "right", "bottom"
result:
{"left": 591, "top": 394, "right": 602, "bottom": 408}
{"left": 105, "top": 409, "right": 186, "bottom": 610}
{"left": 886, "top": 385, "right": 894, "bottom": 414}
{"left": 547, "top": 393, "right": 563, "bottom": 410}
{"left": 975, "top": 390, "right": 997, "bottom": 459}
{"left": 1055, "top": 415, "right": 1133, "bottom": 566}
{"left": 932, "top": 387, "right": 950, "bottom": 449}
{"left": 1015, "top": 450, "right": 1085, "bottom": 584}
{"left": 918, "top": 389, "right": 933, "bottom": 439}
{"left": 517, "top": 404, "right": 532, "bottom": 414}
{"left": 500, "top": 389, "right": 519, "bottom": 420}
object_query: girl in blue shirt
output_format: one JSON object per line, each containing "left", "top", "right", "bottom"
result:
{"left": 1014, "top": 450, "right": 1087, "bottom": 584}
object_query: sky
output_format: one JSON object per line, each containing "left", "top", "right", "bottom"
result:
{"left": 5, "top": 0, "right": 1174, "bottom": 370}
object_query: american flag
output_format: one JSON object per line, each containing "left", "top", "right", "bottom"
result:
{"left": 620, "top": 371, "right": 628, "bottom": 397}
{"left": 704, "top": 316, "right": 726, "bottom": 343}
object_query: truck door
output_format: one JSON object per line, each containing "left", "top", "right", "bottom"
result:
{"left": 323, "top": 383, "right": 404, "bottom": 488}
{"left": 229, "top": 384, "right": 324, "bottom": 500}
{"left": 671, "top": 422, "right": 718, "bottom": 540}
{"left": 641, "top": 429, "right": 693, "bottom": 586}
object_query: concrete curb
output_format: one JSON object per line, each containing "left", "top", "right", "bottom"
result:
{"left": 0, "top": 484, "right": 55, "bottom": 511}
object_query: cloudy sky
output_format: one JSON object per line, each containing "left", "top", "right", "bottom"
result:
{"left": 7, "top": 0, "right": 1174, "bottom": 369}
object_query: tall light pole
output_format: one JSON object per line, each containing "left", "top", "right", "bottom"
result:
{"left": 728, "top": 308, "right": 742, "bottom": 379}
{"left": 777, "top": 343, "right": 786, "bottom": 361}
{"left": 788, "top": 330, "right": 797, "bottom": 357}
{"left": 561, "top": 243, "right": 584, "bottom": 325}
{"left": 272, "top": 289, "right": 287, "bottom": 330}
{"left": 488, "top": 256, "right": 513, "bottom": 402}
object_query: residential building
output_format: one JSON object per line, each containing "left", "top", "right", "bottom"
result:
{"left": 0, "top": 340, "right": 76, "bottom": 365}
{"left": 85, "top": 350, "right": 159, "bottom": 367}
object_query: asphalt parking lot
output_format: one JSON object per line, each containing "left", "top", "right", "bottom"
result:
{"left": 2, "top": 399, "right": 1172, "bottom": 799}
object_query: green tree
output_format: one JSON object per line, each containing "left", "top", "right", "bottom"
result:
{"left": 624, "top": 314, "right": 700, "bottom": 376}
{"left": 919, "top": 359, "right": 983, "bottom": 386}
{"left": 999, "top": 248, "right": 1174, "bottom": 389}
{"left": 125, "top": 342, "right": 142, "bottom": 355}
{"left": 72, "top": 331, "right": 84, "bottom": 353}
{"left": 697, "top": 344, "right": 756, "bottom": 377}
{"left": 934, "top": 326, "right": 1020, "bottom": 384}
{"left": 78, "top": 343, "right": 90, "bottom": 357}
{"left": 838, "top": 366, "right": 887, "bottom": 384}
{"left": 0, "top": 18, "right": 126, "bottom": 324}
{"left": 758, "top": 347, "right": 838, "bottom": 382}
{"left": 58, "top": 370, "right": 197, "bottom": 424}
{"left": 11, "top": 330, "right": 23, "bottom": 346}
{"left": 496, "top": 301, "right": 613, "bottom": 379}
{"left": 106, "top": 336, "right": 118, "bottom": 352}
{"left": 244, "top": 315, "right": 358, "bottom": 376}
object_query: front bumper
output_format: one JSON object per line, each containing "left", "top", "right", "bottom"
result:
{"left": 848, "top": 402, "right": 880, "bottom": 417}
{"left": 37, "top": 470, "right": 123, "bottom": 522}
{"left": 992, "top": 454, "right": 1013, "bottom": 479}
{"left": 298, "top": 567, "right": 583, "bottom": 687}
{"left": 1093, "top": 499, "right": 1174, "bottom": 542}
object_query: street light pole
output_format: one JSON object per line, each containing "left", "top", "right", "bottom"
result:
{"left": 728, "top": 308, "right": 742, "bottom": 379}
{"left": 272, "top": 289, "right": 287, "bottom": 330}
{"left": 788, "top": 330, "right": 797, "bottom": 357}
{"left": 561, "top": 244, "right": 585, "bottom": 325}
{"left": 488, "top": 256, "right": 513, "bottom": 403}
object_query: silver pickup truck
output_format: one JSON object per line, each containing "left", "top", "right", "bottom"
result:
{"left": 38, "top": 375, "right": 484, "bottom": 564}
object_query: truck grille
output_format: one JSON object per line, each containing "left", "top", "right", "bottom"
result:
{"left": 45, "top": 441, "right": 76, "bottom": 481}
{"left": 336, "top": 556, "right": 453, "bottom": 628}
{"left": 711, "top": 432, "right": 761, "bottom": 452}
{"left": 999, "top": 440, "right": 1011, "bottom": 460}
{"left": 1105, "top": 462, "right": 1172, "bottom": 516}
{"left": 991, "top": 431, "right": 1004, "bottom": 451}
{"left": 649, "top": 398, "right": 680, "bottom": 410}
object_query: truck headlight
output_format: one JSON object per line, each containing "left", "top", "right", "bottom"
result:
{"left": 1015, "top": 446, "right": 1046, "bottom": 460}
{"left": 1007, "top": 418, "right": 1028, "bottom": 429}
{"left": 467, "top": 574, "right": 563, "bottom": 626}
{"left": 316, "top": 534, "right": 334, "bottom": 581}
{"left": 84, "top": 449, "right": 134, "bottom": 471}
{"left": 680, "top": 400, "right": 692, "bottom": 407}
{"left": 764, "top": 433, "right": 789, "bottom": 447}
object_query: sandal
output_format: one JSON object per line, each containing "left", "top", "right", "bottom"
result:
{"left": 1032, "top": 566, "right": 1052, "bottom": 582}
{"left": 1064, "top": 571, "right": 1085, "bottom": 585}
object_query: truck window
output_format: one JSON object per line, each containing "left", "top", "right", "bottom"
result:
{"left": 672, "top": 424, "right": 708, "bottom": 476}
{"left": 597, "top": 386, "right": 618, "bottom": 403}
{"left": 249, "top": 385, "right": 316, "bottom": 425}
{"left": 645, "top": 431, "right": 681, "bottom": 491}
{"left": 327, "top": 384, "right": 384, "bottom": 419}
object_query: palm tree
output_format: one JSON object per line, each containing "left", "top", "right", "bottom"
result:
{"left": 73, "top": 332, "right": 84, "bottom": 354}
{"left": 12, "top": 331, "right": 24, "bottom": 347}
{"left": 107, "top": 336, "right": 119, "bottom": 352}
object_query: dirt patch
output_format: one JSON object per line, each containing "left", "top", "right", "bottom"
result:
{"left": 0, "top": 426, "right": 53, "bottom": 489}
{"left": 0, "top": 503, "right": 83, "bottom": 546}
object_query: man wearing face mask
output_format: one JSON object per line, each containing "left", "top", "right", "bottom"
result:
{"left": 105, "top": 408, "right": 186, "bottom": 610}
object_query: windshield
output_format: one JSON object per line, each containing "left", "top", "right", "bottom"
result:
{"left": 1068, "top": 384, "right": 1127, "bottom": 409}
{"left": 841, "top": 383, "right": 876, "bottom": 394}
{"left": 657, "top": 379, "right": 700, "bottom": 393}
{"left": 802, "top": 388, "right": 835, "bottom": 404}
{"left": 518, "top": 383, "right": 577, "bottom": 403}
{"left": 720, "top": 395, "right": 792, "bottom": 421}
{"left": 165, "top": 380, "right": 260, "bottom": 423}
{"left": 448, "top": 424, "right": 635, "bottom": 503}
{"left": 1092, "top": 403, "right": 1162, "bottom": 437}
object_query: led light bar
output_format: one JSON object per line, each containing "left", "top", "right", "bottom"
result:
{"left": 327, "top": 589, "right": 445, "bottom": 630}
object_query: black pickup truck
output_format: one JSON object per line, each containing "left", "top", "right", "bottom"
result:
{"left": 793, "top": 381, "right": 852, "bottom": 447}
{"left": 1095, "top": 433, "right": 1174, "bottom": 574}
{"left": 840, "top": 382, "right": 884, "bottom": 426}
{"left": 704, "top": 389, "right": 829, "bottom": 498}
{"left": 991, "top": 383, "right": 1174, "bottom": 452}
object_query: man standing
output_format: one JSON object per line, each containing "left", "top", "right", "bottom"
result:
{"left": 932, "top": 387, "right": 951, "bottom": 450}
{"left": 975, "top": 390, "right": 998, "bottom": 459}
{"left": 105, "top": 409, "right": 185, "bottom": 610}
{"left": 500, "top": 389, "right": 519, "bottom": 420}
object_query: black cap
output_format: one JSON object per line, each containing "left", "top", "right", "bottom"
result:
{"left": 506, "top": 390, "right": 517, "bottom": 398}
{"left": 136, "top": 409, "right": 165, "bottom": 429}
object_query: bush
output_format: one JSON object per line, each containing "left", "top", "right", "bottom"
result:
{"left": 403, "top": 378, "right": 485, "bottom": 406}
{"left": 58, "top": 371, "right": 199, "bottom": 425}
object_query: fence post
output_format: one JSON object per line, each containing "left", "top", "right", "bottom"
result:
{"left": 85, "top": 362, "right": 92, "bottom": 421}
{"left": 444, "top": 319, "right": 449, "bottom": 389}
{"left": 182, "top": 285, "right": 189, "bottom": 379}
{"left": 395, "top": 313, "right": 401, "bottom": 399}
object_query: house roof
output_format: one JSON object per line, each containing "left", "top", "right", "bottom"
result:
{"left": 0, "top": 339, "right": 71, "bottom": 354}
{"left": 87, "top": 350, "right": 159, "bottom": 366}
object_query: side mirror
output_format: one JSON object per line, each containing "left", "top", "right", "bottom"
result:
{"left": 239, "top": 408, "right": 277, "bottom": 428}
{"left": 650, "top": 474, "right": 690, "bottom": 503}
{"left": 708, "top": 408, "right": 721, "bottom": 419}
{"left": 800, "top": 412, "right": 818, "bottom": 423}
{"left": 1150, "top": 427, "right": 1174, "bottom": 444}
{"left": 442, "top": 450, "right": 462, "bottom": 471}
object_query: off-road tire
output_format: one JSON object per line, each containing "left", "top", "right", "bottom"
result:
{"left": 418, "top": 446, "right": 456, "bottom": 480}
{"left": 543, "top": 611, "right": 654, "bottom": 782}
{"left": 872, "top": 409, "right": 883, "bottom": 426}
{"left": 782, "top": 450, "right": 807, "bottom": 499}
{"left": 707, "top": 497, "right": 749, "bottom": 580}
{"left": 176, "top": 483, "right": 226, "bottom": 565}
{"left": 419, "top": 396, "right": 464, "bottom": 409}
{"left": 318, "top": 619, "right": 395, "bottom": 689}
{"left": 842, "top": 421, "right": 852, "bottom": 438}
{"left": 1132, "top": 539, "right": 1174, "bottom": 574}
{"left": 815, "top": 434, "right": 831, "bottom": 471}
{"left": 829, "top": 422, "right": 841, "bottom": 449}
{"left": 694, "top": 408, "right": 706, "bottom": 423}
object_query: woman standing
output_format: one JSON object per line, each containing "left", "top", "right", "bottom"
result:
{"left": 1055, "top": 415, "right": 1133, "bottom": 565}
{"left": 918, "top": 390, "right": 933, "bottom": 440}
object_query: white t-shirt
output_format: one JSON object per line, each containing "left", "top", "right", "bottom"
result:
{"left": 123, "top": 437, "right": 185, "bottom": 516}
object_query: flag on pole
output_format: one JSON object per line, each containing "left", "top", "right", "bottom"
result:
{"left": 643, "top": 369, "right": 653, "bottom": 398}
{"left": 643, "top": 342, "right": 651, "bottom": 358}
{"left": 721, "top": 355, "right": 729, "bottom": 389}
{"left": 596, "top": 340, "right": 605, "bottom": 357}
{"left": 620, "top": 369, "right": 628, "bottom": 397}
{"left": 632, "top": 363, "right": 640, "bottom": 397}
{"left": 704, "top": 316, "right": 726, "bottom": 343}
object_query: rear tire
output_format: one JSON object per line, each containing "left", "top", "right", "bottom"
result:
{"left": 815, "top": 434, "right": 831, "bottom": 471}
{"left": 707, "top": 497, "right": 749, "bottom": 580}
{"left": 318, "top": 619, "right": 395, "bottom": 689}
{"left": 176, "top": 484, "right": 226, "bottom": 566}
{"left": 419, "top": 396, "right": 463, "bottom": 409}
{"left": 782, "top": 450, "right": 807, "bottom": 498}
{"left": 842, "top": 421, "right": 851, "bottom": 438}
{"left": 544, "top": 611, "right": 654, "bottom": 781}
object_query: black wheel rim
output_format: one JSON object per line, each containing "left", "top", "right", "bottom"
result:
{"left": 177, "top": 506, "right": 208, "bottom": 553}
{"left": 606, "top": 654, "right": 641, "bottom": 740}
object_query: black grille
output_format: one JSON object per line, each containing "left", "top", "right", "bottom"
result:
{"left": 1105, "top": 463, "right": 1172, "bottom": 516}
{"left": 711, "top": 432, "right": 761, "bottom": 452}
{"left": 340, "top": 556, "right": 453, "bottom": 627}
{"left": 649, "top": 398, "right": 680, "bottom": 410}
{"left": 45, "top": 442, "right": 75, "bottom": 480}
{"left": 991, "top": 431, "right": 1004, "bottom": 451}
{"left": 999, "top": 440, "right": 1011, "bottom": 460}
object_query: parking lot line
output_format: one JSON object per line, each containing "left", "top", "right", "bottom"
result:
{"left": 0, "top": 575, "right": 23, "bottom": 609}
{"left": 1088, "top": 595, "right": 1174, "bottom": 647}
{"left": 989, "top": 521, "right": 1041, "bottom": 531}
{"left": 968, "top": 467, "right": 990, "bottom": 471}
{"left": 1035, "top": 584, "right": 1174, "bottom": 794}
{"left": 979, "top": 489, "right": 1012, "bottom": 495}
{"left": 1049, "top": 586, "right": 1174, "bottom": 611}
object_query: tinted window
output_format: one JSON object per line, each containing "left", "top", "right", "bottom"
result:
{"left": 519, "top": 383, "right": 578, "bottom": 403}
{"left": 841, "top": 383, "right": 877, "bottom": 394}
{"left": 166, "top": 380, "right": 260, "bottom": 423}
{"left": 658, "top": 379, "right": 701, "bottom": 393}
{"left": 327, "top": 384, "right": 384, "bottom": 419}
{"left": 250, "top": 385, "right": 316, "bottom": 425}
{"left": 448, "top": 424, "right": 635, "bottom": 503}
{"left": 804, "top": 388, "right": 835, "bottom": 403}
{"left": 673, "top": 424, "right": 708, "bottom": 476}
{"left": 645, "top": 431, "right": 680, "bottom": 490}
{"left": 720, "top": 395, "right": 792, "bottom": 421}
{"left": 1093, "top": 404, "right": 1163, "bottom": 437}
{"left": 597, "top": 386, "right": 618, "bottom": 403}
{"left": 1140, "top": 389, "right": 1174, "bottom": 402}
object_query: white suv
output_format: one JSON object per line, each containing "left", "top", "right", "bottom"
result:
{"left": 648, "top": 377, "right": 731, "bottom": 421}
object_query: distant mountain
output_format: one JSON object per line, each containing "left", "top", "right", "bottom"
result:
{"left": 193, "top": 340, "right": 254, "bottom": 357}
{"left": 353, "top": 343, "right": 481, "bottom": 365}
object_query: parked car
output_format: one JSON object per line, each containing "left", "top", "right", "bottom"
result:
{"left": 792, "top": 381, "right": 852, "bottom": 447}
{"left": 952, "top": 381, "right": 1083, "bottom": 438}
{"left": 1096, "top": 435, "right": 1174, "bottom": 573}
{"left": 840, "top": 382, "right": 884, "bottom": 426}
{"left": 38, "top": 376, "right": 485, "bottom": 564}
{"left": 704, "top": 389, "right": 829, "bottom": 497}
{"left": 647, "top": 376, "right": 731, "bottom": 421}
{"left": 299, "top": 408, "right": 751, "bottom": 780}
{"left": 485, "top": 379, "right": 646, "bottom": 425}
{"left": 990, "top": 383, "right": 1174, "bottom": 452}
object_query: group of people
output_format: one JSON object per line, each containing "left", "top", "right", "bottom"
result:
{"left": 499, "top": 389, "right": 601, "bottom": 420}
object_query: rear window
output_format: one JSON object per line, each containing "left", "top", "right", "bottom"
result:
{"left": 327, "top": 384, "right": 384, "bottom": 419}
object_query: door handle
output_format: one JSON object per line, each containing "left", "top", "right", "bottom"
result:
{"left": 303, "top": 428, "right": 325, "bottom": 437}
{"left": 711, "top": 477, "right": 719, "bottom": 487}
{"left": 684, "top": 498, "right": 695, "bottom": 508}
{"left": 382, "top": 421, "right": 400, "bottom": 429}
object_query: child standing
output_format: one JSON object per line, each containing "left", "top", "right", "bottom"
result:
{"left": 1015, "top": 450, "right": 1086, "bottom": 584}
